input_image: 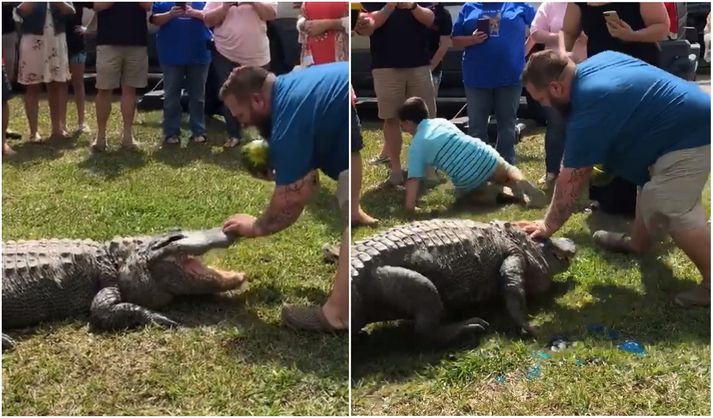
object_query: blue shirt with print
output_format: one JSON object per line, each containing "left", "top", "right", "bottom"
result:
{"left": 270, "top": 62, "right": 349, "bottom": 186}
{"left": 563, "top": 51, "right": 711, "bottom": 186}
{"left": 452, "top": 2, "right": 535, "bottom": 88}
{"left": 152, "top": 2, "right": 212, "bottom": 66}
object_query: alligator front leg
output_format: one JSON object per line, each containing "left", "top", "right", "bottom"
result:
{"left": 2, "top": 333, "right": 16, "bottom": 351}
{"left": 375, "top": 266, "right": 488, "bottom": 345}
{"left": 499, "top": 254, "right": 537, "bottom": 336}
{"left": 90, "top": 287, "right": 180, "bottom": 331}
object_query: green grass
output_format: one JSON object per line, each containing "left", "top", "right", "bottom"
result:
{"left": 1, "top": 97, "right": 348, "bottom": 415}
{"left": 351, "top": 121, "right": 711, "bottom": 415}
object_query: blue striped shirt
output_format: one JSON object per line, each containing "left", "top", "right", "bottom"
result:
{"left": 407, "top": 118, "right": 501, "bottom": 192}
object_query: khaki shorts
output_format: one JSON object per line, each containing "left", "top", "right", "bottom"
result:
{"left": 336, "top": 169, "right": 349, "bottom": 220}
{"left": 96, "top": 45, "right": 148, "bottom": 90}
{"left": 639, "top": 145, "right": 711, "bottom": 232}
{"left": 372, "top": 66, "right": 436, "bottom": 120}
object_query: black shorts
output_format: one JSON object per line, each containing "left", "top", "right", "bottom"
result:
{"left": 351, "top": 106, "right": 364, "bottom": 153}
{"left": 2, "top": 64, "right": 12, "bottom": 102}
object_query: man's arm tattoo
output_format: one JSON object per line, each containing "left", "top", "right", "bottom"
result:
{"left": 254, "top": 171, "right": 316, "bottom": 235}
{"left": 544, "top": 167, "right": 592, "bottom": 233}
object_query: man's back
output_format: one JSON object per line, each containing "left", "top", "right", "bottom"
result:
{"left": 565, "top": 51, "right": 711, "bottom": 186}
{"left": 270, "top": 62, "right": 349, "bottom": 185}
{"left": 408, "top": 118, "right": 501, "bottom": 191}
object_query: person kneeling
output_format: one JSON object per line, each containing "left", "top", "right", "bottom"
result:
{"left": 398, "top": 97, "right": 546, "bottom": 212}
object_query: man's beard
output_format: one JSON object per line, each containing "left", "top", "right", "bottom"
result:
{"left": 252, "top": 112, "right": 272, "bottom": 140}
{"left": 551, "top": 99, "right": 572, "bottom": 119}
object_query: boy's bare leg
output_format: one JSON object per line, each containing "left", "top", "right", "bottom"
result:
{"left": 490, "top": 162, "right": 547, "bottom": 208}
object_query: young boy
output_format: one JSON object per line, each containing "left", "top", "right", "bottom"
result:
{"left": 399, "top": 96, "right": 546, "bottom": 211}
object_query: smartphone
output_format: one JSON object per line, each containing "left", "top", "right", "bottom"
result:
{"left": 603, "top": 10, "right": 620, "bottom": 25}
{"left": 351, "top": 3, "right": 363, "bottom": 29}
{"left": 476, "top": 17, "right": 490, "bottom": 35}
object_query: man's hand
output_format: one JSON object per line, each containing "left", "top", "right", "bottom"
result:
{"left": 355, "top": 13, "right": 374, "bottom": 35}
{"left": 471, "top": 30, "right": 489, "bottom": 44}
{"left": 169, "top": 5, "right": 184, "bottom": 16}
{"left": 514, "top": 220, "right": 553, "bottom": 240}
{"left": 223, "top": 214, "right": 259, "bottom": 238}
{"left": 606, "top": 18, "right": 635, "bottom": 42}
{"left": 74, "top": 25, "right": 86, "bottom": 35}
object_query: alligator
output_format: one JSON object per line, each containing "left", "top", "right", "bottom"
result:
{"left": 350, "top": 219, "right": 576, "bottom": 344}
{"left": 2, "top": 228, "right": 245, "bottom": 350}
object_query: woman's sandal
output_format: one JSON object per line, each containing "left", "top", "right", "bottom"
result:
{"left": 281, "top": 305, "right": 346, "bottom": 334}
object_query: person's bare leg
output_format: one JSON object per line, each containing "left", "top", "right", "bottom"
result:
{"left": 93, "top": 88, "right": 112, "bottom": 150}
{"left": 489, "top": 162, "right": 547, "bottom": 208}
{"left": 48, "top": 81, "right": 68, "bottom": 139}
{"left": 384, "top": 118, "right": 403, "bottom": 184}
{"left": 120, "top": 85, "right": 137, "bottom": 147}
{"left": 351, "top": 152, "right": 378, "bottom": 226}
{"left": 24, "top": 84, "right": 40, "bottom": 141}
{"left": 70, "top": 61, "right": 87, "bottom": 131}
{"left": 2, "top": 100, "right": 14, "bottom": 157}
{"left": 670, "top": 225, "right": 711, "bottom": 306}
{"left": 321, "top": 226, "right": 349, "bottom": 329}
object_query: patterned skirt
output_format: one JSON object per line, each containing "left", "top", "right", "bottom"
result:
{"left": 17, "top": 11, "right": 70, "bottom": 85}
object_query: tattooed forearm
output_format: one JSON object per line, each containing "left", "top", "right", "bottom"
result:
{"left": 253, "top": 171, "right": 317, "bottom": 236}
{"left": 543, "top": 167, "right": 592, "bottom": 233}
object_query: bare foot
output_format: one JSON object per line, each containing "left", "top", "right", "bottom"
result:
{"left": 90, "top": 138, "right": 107, "bottom": 153}
{"left": 49, "top": 131, "right": 68, "bottom": 141}
{"left": 352, "top": 207, "right": 379, "bottom": 227}
{"left": 2, "top": 143, "right": 16, "bottom": 158}
{"left": 28, "top": 133, "right": 42, "bottom": 143}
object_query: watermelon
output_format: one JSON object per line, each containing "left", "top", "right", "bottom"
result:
{"left": 240, "top": 139, "right": 270, "bottom": 176}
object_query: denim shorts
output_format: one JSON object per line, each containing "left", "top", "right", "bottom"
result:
{"left": 69, "top": 51, "right": 87, "bottom": 65}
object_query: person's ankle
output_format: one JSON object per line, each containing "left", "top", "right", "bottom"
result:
{"left": 321, "top": 302, "right": 347, "bottom": 330}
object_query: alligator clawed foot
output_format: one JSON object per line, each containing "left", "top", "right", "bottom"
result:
{"left": 2, "top": 333, "right": 17, "bottom": 351}
{"left": 151, "top": 314, "right": 181, "bottom": 329}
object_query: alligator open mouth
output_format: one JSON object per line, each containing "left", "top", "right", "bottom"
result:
{"left": 177, "top": 254, "right": 246, "bottom": 287}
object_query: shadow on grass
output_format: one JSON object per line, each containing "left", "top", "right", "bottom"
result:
{"left": 78, "top": 147, "right": 148, "bottom": 180}
{"left": 351, "top": 278, "right": 576, "bottom": 381}
{"left": 165, "top": 285, "right": 347, "bottom": 379}
{"left": 4, "top": 134, "right": 81, "bottom": 166}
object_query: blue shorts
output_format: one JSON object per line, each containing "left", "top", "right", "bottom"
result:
{"left": 69, "top": 51, "right": 87, "bottom": 65}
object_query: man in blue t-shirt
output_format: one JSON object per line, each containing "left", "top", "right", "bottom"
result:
{"left": 518, "top": 50, "right": 711, "bottom": 307}
{"left": 219, "top": 62, "right": 349, "bottom": 332}
{"left": 151, "top": 2, "right": 212, "bottom": 145}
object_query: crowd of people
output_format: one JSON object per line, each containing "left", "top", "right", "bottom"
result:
{"left": 354, "top": 2, "right": 710, "bottom": 307}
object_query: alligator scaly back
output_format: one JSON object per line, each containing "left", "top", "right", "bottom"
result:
{"left": 2, "top": 239, "right": 117, "bottom": 328}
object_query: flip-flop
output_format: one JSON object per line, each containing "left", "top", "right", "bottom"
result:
{"left": 674, "top": 284, "right": 711, "bottom": 307}
{"left": 592, "top": 230, "right": 632, "bottom": 253}
{"left": 223, "top": 137, "right": 241, "bottom": 149}
{"left": 281, "top": 304, "right": 346, "bottom": 334}
{"left": 192, "top": 135, "right": 207, "bottom": 144}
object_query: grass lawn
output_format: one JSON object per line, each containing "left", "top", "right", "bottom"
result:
{"left": 351, "top": 120, "right": 711, "bottom": 415}
{"left": 1, "top": 97, "right": 348, "bottom": 415}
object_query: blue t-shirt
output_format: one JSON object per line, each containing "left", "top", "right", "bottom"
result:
{"left": 452, "top": 2, "right": 535, "bottom": 89}
{"left": 564, "top": 51, "right": 711, "bottom": 186}
{"left": 408, "top": 118, "right": 501, "bottom": 192}
{"left": 152, "top": 2, "right": 212, "bottom": 66}
{"left": 270, "top": 62, "right": 349, "bottom": 186}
